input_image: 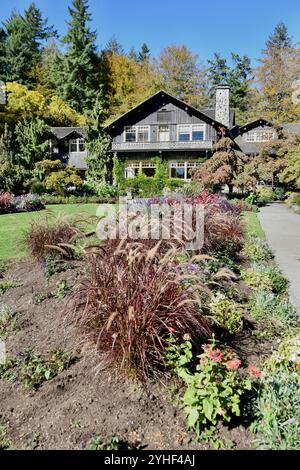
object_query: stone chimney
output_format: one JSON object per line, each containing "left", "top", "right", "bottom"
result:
{"left": 215, "top": 85, "right": 230, "bottom": 128}
{"left": 0, "top": 82, "right": 6, "bottom": 105}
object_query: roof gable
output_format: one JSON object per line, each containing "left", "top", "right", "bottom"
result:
{"left": 105, "top": 91, "right": 230, "bottom": 135}
{"left": 50, "top": 127, "right": 84, "bottom": 140}
{"left": 238, "top": 119, "right": 273, "bottom": 135}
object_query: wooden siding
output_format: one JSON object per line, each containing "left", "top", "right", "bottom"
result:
{"left": 112, "top": 102, "right": 217, "bottom": 147}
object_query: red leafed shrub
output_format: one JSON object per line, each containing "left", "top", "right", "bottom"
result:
{"left": 204, "top": 211, "right": 245, "bottom": 255}
{"left": 0, "top": 192, "right": 15, "bottom": 214}
{"left": 67, "top": 243, "right": 212, "bottom": 379}
{"left": 23, "top": 213, "right": 86, "bottom": 262}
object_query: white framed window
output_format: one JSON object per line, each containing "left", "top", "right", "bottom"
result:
{"left": 69, "top": 138, "right": 86, "bottom": 153}
{"left": 169, "top": 161, "right": 203, "bottom": 180}
{"left": 178, "top": 124, "right": 205, "bottom": 142}
{"left": 124, "top": 126, "right": 150, "bottom": 143}
{"left": 245, "top": 130, "right": 276, "bottom": 142}
{"left": 125, "top": 161, "right": 156, "bottom": 178}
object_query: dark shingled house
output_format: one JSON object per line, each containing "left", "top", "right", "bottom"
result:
{"left": 49, "top": 127, "right": 88, "bottom": 170}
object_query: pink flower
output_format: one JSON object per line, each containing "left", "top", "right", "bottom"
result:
{"left": 209, "top": 349, "right": 223, "bottom": 363}
{"left": 226, "top": 358, "right": 241, "bottom": 370}
{"left": 248, "top": 365, "right": 261, "bottom": 378}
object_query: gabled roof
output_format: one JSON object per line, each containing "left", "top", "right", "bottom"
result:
{"left": 104, "top": 90, "right": 230, "bottom": 134}
{"left": 238, "top": 119, "right": 273, "bottom": 135}
{"left": 50, "top": 127, "right": 84, "bottom": 140}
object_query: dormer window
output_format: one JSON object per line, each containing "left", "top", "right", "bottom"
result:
{"left": 70, "top": 138, "right": 85, "bottom": 152}
{"left": 245, "top": 130, "right": 276, "bottom": 142}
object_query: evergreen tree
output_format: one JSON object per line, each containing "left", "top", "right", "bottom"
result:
{"left": 85, "top": 97, "right": 112, "bottom": 183}
{"left": 266, "top": 22, "right": 292, "bottom": 50}
{"left": 138, "top": 43, "right": 150, "bottom": 63}
{"left": 0, "top": 28, "right": 7, "bottom": 82}
{"left": 3, "top": 4, "right": 56, "bottom": 85}
{"left": 128, "top": 47, "right": 138, "bottom": 61}
{"left": 4, "top": 11, "right": 33, "bottom": 83}
{"left": 105, "top": 36, "right": 124, "bottom": 55}
{"left": 256, "top": 23, "right": 300, "bottom": 123}
{"left": 58, "top": 0, "right": 102, "bottom": 114}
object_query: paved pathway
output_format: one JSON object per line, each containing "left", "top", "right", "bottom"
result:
{"left": 258, "top": 203, "right": 300, "bottom": 314}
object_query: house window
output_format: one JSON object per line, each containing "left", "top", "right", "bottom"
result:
{"left": 170, "top": 161, "right": 202, "bottom": 180}
{"left": 137, "top": 126, "right": 150, "bottom": 142}
{"left": 70, "top": 138, "right": 85, "bottom": 153}
{"left": 125, "top": 126, "right": 136, "bottom": 142}
{"left": 245, "top": 131, "right": 276, "bottom": 142}
{"left": 124, "top": 126, "right": 150, "bottom": 143}
{"left": 157, "top": 109, "right": 172, "bottom": 123}
{"left": 178, "top": 124, "right": 205, "bottom": 141}
{"left": 178, "top": 125, "right": 191, "bottom": 141}
{"left": 125, "top": 161, "right": 156, "bottom": 178}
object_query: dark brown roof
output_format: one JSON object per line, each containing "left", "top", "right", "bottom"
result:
{"left": 50, "top": 127, "right": 84, "bottom": 140}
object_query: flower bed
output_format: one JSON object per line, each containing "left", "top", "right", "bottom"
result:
{"left": 0, "top": 192, "right": 45, "bottom": 215}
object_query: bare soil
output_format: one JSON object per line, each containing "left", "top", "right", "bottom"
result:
{"left": 0, "top": 260, "right": 267, "bottom": 450}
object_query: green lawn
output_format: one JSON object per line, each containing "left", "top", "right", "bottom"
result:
{"left": 0, "top": 204, "right": 99, "bottom": 261}
{"left": 243, "top": 210, "right": 265, "bottom": 239}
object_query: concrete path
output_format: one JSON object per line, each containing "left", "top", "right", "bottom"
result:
{"left": 258, "top": 203, "right": 300, "bottom": 314}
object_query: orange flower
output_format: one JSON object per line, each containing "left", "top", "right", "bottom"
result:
{"left": 248, "top": 365, "right": 261, "bottom": 378}
{"left": 209, "top": 349, "right": 223, "bottom": 363}
{"left": 226, "top": 358, "right": 241, "bottom": 370}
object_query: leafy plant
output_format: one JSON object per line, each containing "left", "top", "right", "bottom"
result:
{"left": 33, "top": 291, "right": 53, "bottom": 305}
{"left": 256, "top": 187, "right": 276, "bottom": 203}
{"left": 55, "top": 280, "right": 71, "bottom": 299}
{"left": 88, "top": 436, "right": 129, "bottom": 451}
{"left": 166, "top": 339, "right": 252, "bottom": 443}
{"left": 44, "top": 260, "right": 75, "bottom": 278}
{"left": 0, "top": 424, "right": 12, "bottom": 450}
{"left": 68, "top": 243, "right": 212, "bottom": 379}
{"left": 240, "top": 268, "right": 272, "bottom": 290}
{"left": 251, "top": 369, "right": 300, "bottom": 449}
{"left": 242, "top": 237, "right": 273, "bottom": 262}
{"left": 0, "top": 304, "right": 17, "bottom": 339}
{"left": 250, "top": 291, "right": 298, "bottom": 336}
{"left": 0, "top": 280, "right": 22, "bottom": 295}
{"left": 264, "top": 334, "right": 300, "bottom": 372}
{"left": 0, "top": 349, "right": 70, "bottom": 390}
{"left": 208, "top": 292, "right": 243, "bottom": 334}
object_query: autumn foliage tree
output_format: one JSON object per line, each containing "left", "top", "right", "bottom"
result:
{"left": 193, "top": 138, "right": 250, "bottom": 193}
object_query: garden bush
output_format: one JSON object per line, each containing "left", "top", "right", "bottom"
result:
{"left": 251, "top": 368, "right": 300, "bottom": 449}
{"left": 166, "top": 339, "right": 253, "bottom": 443}
{"left": 0, "top": 303, "right": 17, "bottom": 339}
{"left": 0, "top": 192, "right": 44, "bottom": 214}
{"left": 40, "top": 194, "right": 117, "bottom": 205}
{"left": 241, "top": 264, "right": 288, "bottom": 294}
{"left": 208, "top": 292, "right": 243, "bottom": 334}
{"left": 242, "top": 237, "right": 273, "bottom": 262}
{"left": 23, "top": 213, "right": 87, "bottom": 262}
{"left": 256, "top": 187, "right": 276, "bottom": 203}
{"left": 249, "top": 291, "right": 298, "bottom": 336}
{"left": 67, "top": 243, "right": 212, "bottom": 379}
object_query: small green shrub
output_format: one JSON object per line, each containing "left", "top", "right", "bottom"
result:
{"left": 264, "top": 334, "right": 300, "bottom": 372}
{"left": 44, "top": 260, "right": 75, "bottom": 278}
{"left": 88, "top": 436, "right": 129, "bottom": 451}
{"left": 0, "top": 304, "right": 17, "bottom": 339}
{"left": 166, "top": 339, "right": 252, "bottom": 443}
{"left": 55, "top": 280, "right": 71, "bottom": 299}
{"left": 240, "top": 268, "right": 272, "bottom": 290}
{"left": 33, "top": 291, "right": 53, "bottom": 305}
{"left": 0, "top": 261, "right": 8, "bottom": 278}
{"left": 242, "top": 237, "right": 273, "bottom": 262}
{"left": 0, "top": 280, "right": 22, "bottom": 295}
{"left": 0, "top": 349, "right": 70, "bottom": 390}
{"left": 256, "top": 187, "right": 276, "bottom": 203}
{"left": 241, "top": 264, "right": 288, "bottom": 294}
{"left": 208, "top": 293, "right": 243, "bottom": 334}
{"left": 0, "top": 424, "right": 12, "bottom": 450}
{"left": 251, "top": 369, "right": 300, "bottom": 449}
{"left": 250, "top": 291, "right": 298, "bottom": 336}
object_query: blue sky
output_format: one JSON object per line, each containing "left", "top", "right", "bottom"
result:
{"left": 1, "top": 0, "right": 300, "bottom": 65}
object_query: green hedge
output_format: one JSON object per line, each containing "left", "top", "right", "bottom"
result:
{"left": 40, "top": 195, "right": 117, "bottom": 205}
